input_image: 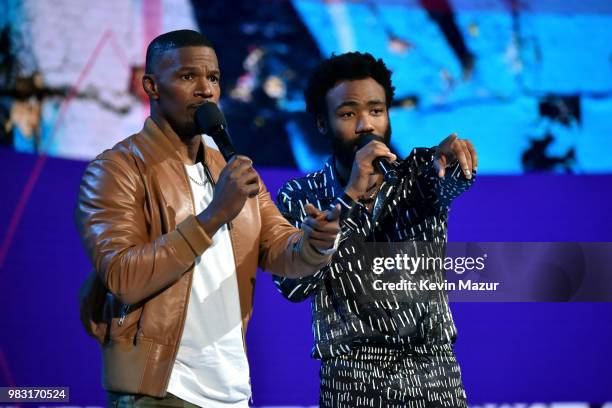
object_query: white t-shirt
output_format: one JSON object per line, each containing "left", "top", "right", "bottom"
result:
{"left": 167, "top": 161, "right": 251, "bottom": 407}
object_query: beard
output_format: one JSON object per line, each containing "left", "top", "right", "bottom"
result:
{"left": 331, "top": 123, "right": 393, "bottom": 170}
{"left": 168, "top": 113, "right": 199, "bottom": 141}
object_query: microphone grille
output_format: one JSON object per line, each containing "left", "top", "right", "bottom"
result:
{"left": 356, "top": 134, "right": 384, "bottom": 149}
{"left": 195, "top": 102, "right": 227, "bottom": 135}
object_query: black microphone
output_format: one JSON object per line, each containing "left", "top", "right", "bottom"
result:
{"left": 195, "top": 102, "right": 236, "bottom": 161}
{"left": 356, "top": 134, "right": 398, "bottom": 181}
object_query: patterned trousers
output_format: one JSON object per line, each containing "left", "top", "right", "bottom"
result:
{"left": 320, "top": 344, "right": 468, "bottom": 408}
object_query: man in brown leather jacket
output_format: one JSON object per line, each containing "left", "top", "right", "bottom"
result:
{"left": 74, "top": 30, "right": 340, "bottom": 407}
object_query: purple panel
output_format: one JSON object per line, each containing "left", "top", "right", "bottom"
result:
{"left": 1, "top": 148, "right": 611, "bottom": 406}
{"left": 446, "top": 174, "right": 612, "bottom": 242}
{"left": 0, "top": 149, "right": 104, "bottom": 404}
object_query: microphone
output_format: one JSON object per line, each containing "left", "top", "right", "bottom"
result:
{"left": 195, "top": 102, "right": 236, "bottom": 161}
{"left": 356, "top": 134, "right": 398, "bottom": 181}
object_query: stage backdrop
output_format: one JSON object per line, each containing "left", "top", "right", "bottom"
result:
{"left": 2, "top": 0, "right": 612, "bottom": 173}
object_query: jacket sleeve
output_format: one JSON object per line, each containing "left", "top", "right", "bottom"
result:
{"left": 270, "top": 182, "right": 335, "bottom": 302}
{"left": 74, "top": 157, "right": 212, "bottom": 305}
{"left": 278, "top": 180, "right": 371, "bottom": 242}
{"left": 256, "top": 179, "right": 333, "bottom": 279}
{"left": 404, "top": 147, "right": 475, "bottom": 212}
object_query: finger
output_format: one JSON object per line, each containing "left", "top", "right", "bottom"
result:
{"left": 233, "top": 161, "right": 256, "bottom": 179}
{"left": 301, "top": 222, "right": 315, "bottom": 238}
{"left": 358, "top": 139, "right": 384, "bottom": 151}
{"left": 373, "top": 147, "right": 397, "bottom": 162}
{"left": 439, "top": 132, "right": 458, "bottom": 149}
{"left": 306, "top": 229, "right": 339, "bottom": 242}
{"left": 245, "top": 183, "right": 260, "bottom": 198}
{"left": 227, "top": 155, "right": 252, "bottom": 170}
{"left": 357, "top": 140, "right": 391, "bottom": 155}
{"left": 458, "top": 140, "right": 473, "bottom": 177}
{"left": 454, "top": 142, "right": 472, "bottom": 179}
{"left": 304, "top": 203, "right": 322, "bottom": 219}
{"left": 465, "top": 139, "right": 478, "bottom": 171}
{"left": 228, "top": 161, "right": 250, "bottom": 179}
{"left": 303, "top": 216, "right": 339, "bottom": 236}
{"left": 310, "top": 220, "right": 341, "bottom": 235}
{"left": 304, "top": 216, "right": 339, "bottom": 236}
{"left": 453, "top": 143, "right": 469, "bottom": 178}
{"left": 365, "top": 143, "right": 397, "bottom": 162}
{"left": 234, "top": 154, "right": 253, "bottom": 164}
{"left": 303, "top": 215, "right": 321, "bottom": 230}
{"left": 355, "top": 153, "right": 390, "bottom": 176}
{"left": 308, "top": 238, "right": 336, "bottom": 250}
{"left": 366, "top": 140, "right": 389, "bottom": 151}
{"left": 326, "top": 204, "right": 341, "bottom": 222}
{"left": 435, "top": 154, "right": 447, "bottom": 178}
{"left": 240, "top": 169, "right": 260, "bottom": 186}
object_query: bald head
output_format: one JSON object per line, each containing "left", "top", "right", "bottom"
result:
{"left": 145, "top": 29, "right": 214, "bottom": 74}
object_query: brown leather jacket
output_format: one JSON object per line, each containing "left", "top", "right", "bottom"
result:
{"left": 74, "top": 118, "right": 330, "bottom": 397}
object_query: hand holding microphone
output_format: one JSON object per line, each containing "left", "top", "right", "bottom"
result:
{"left": 344, "top": 135, "right": 397, "bottom": 202}
{"left": 194, "top": 102, "right": 260, "bottom": 235}
{"left": 356, "top": 135, "right": 398, "bottom": 180}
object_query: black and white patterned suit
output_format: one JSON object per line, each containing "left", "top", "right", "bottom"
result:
{"left": 273, "top": 147, "right": 475, "bottom": 408}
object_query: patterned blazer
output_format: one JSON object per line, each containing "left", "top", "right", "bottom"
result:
{"left": 273, "top": 148, "right": 475, "bottom": 359}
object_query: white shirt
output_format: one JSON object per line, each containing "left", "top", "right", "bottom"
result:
{"left": 167, "top": 161, "right": 251, "bottom": 407}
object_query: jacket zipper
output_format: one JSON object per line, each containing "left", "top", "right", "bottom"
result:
{"left": 162, "top": 159, "right": 204, "bottom": 391}
{"left": 118, "top": 304, "right": 130, "bottom": 326}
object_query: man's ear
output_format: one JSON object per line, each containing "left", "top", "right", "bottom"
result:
{"left": 316, "top": 115, "right": 328, "bottom": 135}
{"left": 142, "top": 74, "right": 159, "bottom": 100}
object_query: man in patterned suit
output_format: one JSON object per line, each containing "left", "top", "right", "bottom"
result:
{"left": 273, "top": 52, "right": 478, "bottom": 407}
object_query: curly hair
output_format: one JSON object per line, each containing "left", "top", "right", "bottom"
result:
{"left": 304, "top": 52, "right": 395, "bottom": 117}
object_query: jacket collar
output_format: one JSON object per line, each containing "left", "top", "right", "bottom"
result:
{"left": 320, "top": 157, "right": 344, "bottom": 199}
{"left": 140, "top": 117, "right": 213, "bottom": 169}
